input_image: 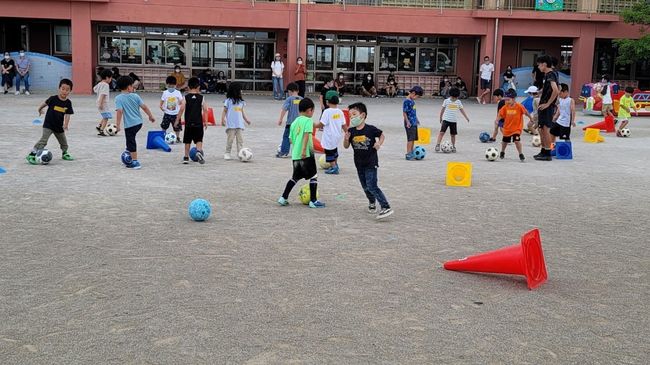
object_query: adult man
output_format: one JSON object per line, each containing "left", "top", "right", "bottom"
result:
{"left": 1, "top": 52, "right": 15, "bottom": 94}
{"left": 271, "top": 53, "right": 285, "bottom": 100}
{"left": 15, "top": 50, "right": 31, "bottom": 95}
{"left": 534, "top": 55, "right": 560, "bottom": 161}
{"left": 477, "top": 56, "right": 494, "bottom": 104}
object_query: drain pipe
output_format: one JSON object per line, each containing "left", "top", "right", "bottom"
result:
{"left": 297, "top": 0, "right": 301, "bottom": 57}
{"left": 493, "top": 0, "right": 499, "bottom": 65}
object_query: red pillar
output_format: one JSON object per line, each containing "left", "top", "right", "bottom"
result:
{"left": 478, "top": 20, "right": 496, "bottom": 99}
{"left": 71, "top": 2, "right": 93, "bottom": 95}
{"left": 571, "top": 24, "right": 596, "bottom": 99}
{"left": 286, "top": 5, "right": 306, "bottom": 88}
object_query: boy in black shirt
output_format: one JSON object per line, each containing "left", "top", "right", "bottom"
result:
{"left": 320, "top": 77, "right": 334, "bottom": 112}
{"left": 534, "top": 55, "right": 560, "bottom": 161}
{"left": 344, "top": 102, "right": 393, "bottom": 220}
{"left": 177, "top": 77, "right": 207, "bottom": 164}
{"left": 489, "top": 89, "right": 505, "bottom": 142}
{"left": 26, "top": 79, "right": 75, "bottom": 164}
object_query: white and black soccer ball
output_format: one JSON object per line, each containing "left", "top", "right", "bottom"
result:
{"left": 620, "top": 128, "right": 631, "bottom": 137}
{"left": 441, "top": 141, "right": 453, "bottom": 153}
{"left": 485, "top": 147, "right": 499, "bottom": 161}
{"left": 105, "top": 124, "right": 118, "bottom": 136}
{"left": 36, "top": 149, "right": 53, "bottom": 165}
{"left": 531, "top": 135, "right": 542, "bottom": 147}
{"left": 238, "top": 147, "right": 253, "bottom": 162}
{"left": 165, "top": 132, "right": 176, "bottom": 144}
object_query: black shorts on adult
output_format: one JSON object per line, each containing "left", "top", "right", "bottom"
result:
{"left": 124, "top": 124, "right": 142, "bottom": 153}
{"left": 292, "top": 155, "right": 317, "bottom": 181}
{"left": 480, "top": 78, "right": 492, "bottom": 90}
{"left": 440, "top": 120, "right": 458, "bottom": 135}
{"left": 537, "top": 106, "right": 556, "bottom": 129}
{"left": 324, "top": 148, "right": 339, "bottom": 162}
{"left": 502, "top": 134, "right": 521, "bottom": 143}
{"left": 405, "top": 124, "right": 419, "bottom": 142}
{"left": 550, "top": 123, "right": 571, "bottom": 140}
{"left": 183, "top": 126, "right": 204, "bottom": 144}
{"left": 161, "top": 113, "right": 182, "bottom": 132}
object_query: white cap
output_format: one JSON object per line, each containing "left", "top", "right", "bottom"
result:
{"left": 525, "top": 86, "right": 539, "bottom": 94}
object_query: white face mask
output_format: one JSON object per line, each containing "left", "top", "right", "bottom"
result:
{"left": 367, "top": 77, "right": 371, "bottom": 80}
{"left": 4, "top": 55, "right": 8, "bottom": 60}
{"left": 20, "top": 53, "right": 25, "bottom": 57}
{"left": 174, "top": 69, "right": 180, "bottom": 73}
{"left": 297, "top": 60, "right": 303, "bottom": 65}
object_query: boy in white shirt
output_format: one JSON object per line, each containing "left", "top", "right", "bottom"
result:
{"left": 94, "top": 69, "right": 113, "bottom": 136}
{"left": 320, "top": 93, "right": 346, "bottom": 174}
{"left": 435, "top": 87, "right": 470, "bottom": 152}
{"left": 159, "top": 76, "right": 184, "bottom": 143}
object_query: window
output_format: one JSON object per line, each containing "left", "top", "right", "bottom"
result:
{"left": 165, "top": 40, "right": 186, "bottom": 65}
{"left": 315, "top": 45, "right": 333, "bottom": 70}
{"left": 235, "top": 43, "right": 254, "bottom": 68}
{"left": 355, "top": 46, "right": 374, "bottom": 72}
{"left": 120, "top": 38, "right": 142, "bottom": 64}
{"left": 255, "top": 43, "right": 274, "bottom": 69}
{"left": 419, "top": 48, "right": 436, "bottom": 73}
{"left": 379, "top": 47, "right": 398, "bottom": 71}
{"left": 146, "top": 40, "right": 163, "bottom": 64}
{"left": 54, "top": 26, "right": 71, "bottom": 54}
{"left": 398, "top": 47, "right": 416, "bottom": 72}
{"left": 436, "top": 48, "right": 455, "bottom": 73}
{"left": 337, "top": 46, "right": 354, "bottom": 71}
{"left": 214, "top": 41, "right": 231, "bottom": 68}
{"left": 192, "top": 41, "right": 210, "bottom": 67}
{"left": 99, "top": 36, "right": 121, "bottom": 63}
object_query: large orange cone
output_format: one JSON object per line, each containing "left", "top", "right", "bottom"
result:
{"left": 582, "top": 115, "right": 615, "bottom": 133}
{"left": 443, "top": 229, "right": 548, "bottom": 290}
{"left": 205, "top": 107, "right": 216, "bottom": 126}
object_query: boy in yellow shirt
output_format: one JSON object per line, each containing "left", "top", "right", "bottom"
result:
{"left": 617, "top": 86, "right": 637, "bottom": 137}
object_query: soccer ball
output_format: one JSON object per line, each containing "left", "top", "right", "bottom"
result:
{"left": 121, "top": 150, "right": 133, "bottom": 165}
{"left": 485, "top": 147, "right": 499, "bottom": 161}
{"left": 165, "top": 132, "right": 176, "bottom": 144}
{"left": 188, "top": 198, "right": 211, "bottom": 221}
{"left": 479, "top": 132, "right": 491, "bottom": 143}
{"left": 620, "top": 128, "right": 631, "bottom": 137}
{"left": 105, "top": 124, "right": 118, "bottom": 136}
{"left": 441, "top": 141, "right": 453, "bottom": 153}
{"left": 412, "top": 145, "right": 426, "bottom": 160}
{"left": 189, "top": 147, "right": 199, "bottom": 162}
{"left": 36, "top": 149, "right": 53, "bottom": 165}
{"left": 318, "top": 154, "right": 331, "bottom": 169}
{"left": 238, "top": 147, "right": 253, "bottom": 162}
{"left": 298, "top": 184, "right": 318, "bottom": 205}
{"left": 532, "top": 135, "right": 542, "bottom": 147}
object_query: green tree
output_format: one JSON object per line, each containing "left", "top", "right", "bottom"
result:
{"left": 615, "top": 1, "right": 650, "bottom": 65}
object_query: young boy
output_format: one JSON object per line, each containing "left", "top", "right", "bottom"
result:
{"left": 319, "top": 93, "right": 346, "bottom": 174}
{"left": 343, "top": 102, "right": 393, "bottom": 220}
{"left": 435, "top": 87, "right": 470, "bottom": 152}
{"left": 496, "top": 89, "right": 532, "bottom": 161}
{"left": 277, "top": 82, "right": 302, "bottom": 158}
{"left": 600, "top": 74, "right": 614, "bottom": 120}
{"left": 277, "top": 98, "right": 326, "bottom": 208}
{"left": 522, "top": 86, "right": 540, "bottom": 135}
{"left": 534, "top": 55, "right": 559, "bottom": 161}
{"left": 94, "top": 68, "right": 113, "bottom": 136}
{"left": 489, "top": 88, "right": 505, "bottom": 142}
{"left": 115, "top": 75, "right": 156, "bottom": 169}
{"left": 160, "top": 76, "right": 184, "bottom": 143}
{"left": 403, "top": 86, "right": 423, "bottom": 160}
{"left": 177, "top": 77, "right": 207, "bottom": 164}
{"left": 617, "top": 86, "right": 637, "bottom": 136}
{"left": 26, "top": 79, "right": 75, "bottom": 164}
{"left": 551, "top": 83, "right": 576, "bottom": 143}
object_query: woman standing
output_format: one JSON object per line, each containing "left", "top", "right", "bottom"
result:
{"left": 294, "top": 56, "right": 306, "bottom": 98}
{"left": 271, "top": 53, "right": 285, "bottom": 100}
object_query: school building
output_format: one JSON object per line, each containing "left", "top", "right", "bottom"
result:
{"left": 0, "top": 0, "right": 645, "bottom": 97}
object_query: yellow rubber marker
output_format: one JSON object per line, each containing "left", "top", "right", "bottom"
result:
{"left": 446, "top": 162, "right": 472, "bottom": 187}
{"left": 415, "top": 127, "right": 431, "bottom": 145}
{"left": 584, "top": 128, "right": 605, "bottom": 143}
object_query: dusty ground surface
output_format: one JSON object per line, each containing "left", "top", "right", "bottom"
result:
{"left": 1, "top": 91, "right": 648, "bottom": 364}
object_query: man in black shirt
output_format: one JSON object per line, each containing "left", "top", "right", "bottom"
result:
{"left": 534, "top": 55, "right": 559, "bottom": 161}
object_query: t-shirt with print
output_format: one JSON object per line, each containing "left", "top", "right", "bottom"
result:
{"left": 348, "top": 124, "right": 383, "bottom": 169}
{"left": 442, "top": 98, "right": 464, "bottom": 123}
{"left": 403, "top": 98, "right": 418, "bottom": 127}
{"left": 540, "top": 71, "right": 558, "bottom": 105}
{"left": 43, "top": 95, "right": 73, "bottom": 133}
{"left": 618, "top": 95, "right": 635, "bottom": 119}
{"left": 115, "top": 92, "right": 144, "bottom": 129}
{"left": 320, "top": 107, "right": 345, "bottom": 150}
{"left": 161, "top": 89, "right": 183, "bottom": 116}
{"left": 223, "top": 99, "right": 246, "bottom": 129}
{"left": 498, "top": 102, "right": 526, "bottom": 137}
{"left": 290, "top": 115, "right": 314, "bottom": 160}
{"left": 480, "top": 63, "right": 494, "bottom": 81}
{"left": 282, "top": 95, "right": 303, "bottom": 125}
{"left": 93, "top": 81, "right": 110, "bottom": 112}
{"left": 184, "top": 93, "right": 204, "bottom": 128}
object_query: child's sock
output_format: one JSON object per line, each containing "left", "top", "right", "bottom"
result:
{"left": 309, "top": 178, "right": 318, "bottom": 202}
{"left": 282, "top": 179, "right": 297, "bottom": 200}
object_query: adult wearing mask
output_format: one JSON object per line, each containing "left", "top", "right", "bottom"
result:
{"left": 169, "top": 65, "right": 187, "bottom": 91}
{"left": 439, "top": 76, "right": 452, "bottom": 98}
{"left": 334, "top": 72, "right": 346, "bottom": 97}
{"left": 271, "top": 53, "right": 285, "bottom": 100}
{"left": 15, "top": 50, "right": 31, "bottom": 95}
{"left": 1, "top": 52, "right": 15, "bottom": 94}
{"left": 385, "top": 71, "right": 398, "bottom": 98}
{"left": 503, "top": 65, "right": 516, "bottom": 91}
{"left": 361, "top": 73, "right": 377, "bottom": 98}
{"left": 294, "top": 57, "right": 306, "bottom": 98}
{"left": 455, "top": 77, "right": 468, "bottom": 99}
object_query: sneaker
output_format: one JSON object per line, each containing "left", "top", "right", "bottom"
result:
{"left": 15, "top": 91, "right": 20, "bottom": 95}
{"left": 26, "top": 154, "right": 37, "bottom": 165}
{"left": 98, "top": 130, "right": 107, "bottom": 136}
{"left": 614, "top": 119, "right": 619, "bottom": 126}
{"left": 476, "top": 96, "right": 481, "bottom": 104}
{"left": 451, "top": 146, "right": 456, "bottom": 153}
{"left": 95, "top": 125, "right": 102, "bottom": 132}
{"left": 499, "top": 151, "right": 505, "bottom": 159}
{"left": 224, "top": 153, "right": 232, "bottom": 160}
{"left": 325, "top": 165, "right": 339, "bottom": 174}
{"left": 196, "top": 150, "right": 205, "bottom": 164}
{"left": 25, "top": 91, "right": 30, "bottom": 96}
{"left": 129, "top": 160, "right": 142, "bottom": 169}
{"left": 368, "top": 203, "right": 377, "bottom": 213}
{"left": 3, "top": 90, "right": 7, "bottom": 95}
{"left": 182, "top": 156, "right": 189, "bottom": 164}
{"left": 176, "top": 137, "right": 181, "bottom": 143}
{"left": 277, "top": 197, "right": 289, "bottom": 206}
{"left": 519, "top": 153, "right": 525, "bottom": 162}
{"left": 616, "top": 130, "right": 622, "bottom": 137}
{"left": 62, "top": 152, "right": 74, "bottom": 161}
{"left": 489, "top": 138, "right": 496, "bottom": 142}
{"left": 309, "top": 200, "right": 326, "bottom": 208}
{"left": 405, "top": 153, "right": 415, "bottom": 160}
{"left": 377, "top": 208, "right": 394, "bottom": 220}
{"left": 434, "top": 144, "right": 440, "bottom": 152}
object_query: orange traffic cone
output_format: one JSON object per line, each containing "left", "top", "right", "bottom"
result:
{"left": 582, "top": 115, "right": 615, "bottom": 133}
{"left": 205, "top": 107, "right": 216, "bottom": 126}
{"left": 443, "top": 229, "right": 548, "bottom": 290}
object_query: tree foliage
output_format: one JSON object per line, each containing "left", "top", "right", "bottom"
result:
{"left": 615, "top": 1, "right": 650, "bottom": 65}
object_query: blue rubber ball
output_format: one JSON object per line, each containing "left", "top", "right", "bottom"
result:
{"left": 121, "top": 150, "right": 133, "bottom": 165}
{"left": 188, "top": 198, "right": 211, "bottom": 221}
{"left": 479, "top": 132, "right": 490, "bottom": 143}
{"left": 189, "top": 147, "right": 198, "bottom": 162}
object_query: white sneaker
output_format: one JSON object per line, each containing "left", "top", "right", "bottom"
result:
{"left": 224, "top": 153, "right": 232, "bottom": 160}
{"left": 15, "top": 91, "right": 20, "bottom": 95}
{"left": 24, "top": 91, "right": 30, "bottom": 95}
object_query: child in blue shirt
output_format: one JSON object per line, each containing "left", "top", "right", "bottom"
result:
{"left": 220, "top": 83, "right": 251, "bottom": 160}
{"left": 402, "top": 86, "right": 423, "bottom": 160}
{"left": 276, "top": 82, "right": 302, "bottom": 158}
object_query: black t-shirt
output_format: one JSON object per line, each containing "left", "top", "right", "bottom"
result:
{"left": 184, "top": 93, "right": 204, "bottom": 127}
{"left": 455, "top": 80, "right": 466, "bottom": 90}
{"left": 1, "top": 59, "right": 15, "bottom": 75}
{"left": 362, "top": 79, "right": 375, "bottom": 90}
{"left": 503, "top": 70, "right": 514, "bottom": 80}
{"left": 540, "top": 71, "right": 558, "bottom": 105}
{"left": 43, "top": 95, "right": 73, "bottom": 133}
{"left": 533, "top": 66, "right": 544, "bottom": 88}
{"left": 348, "top": 124, "right": 383, "bottom": 169}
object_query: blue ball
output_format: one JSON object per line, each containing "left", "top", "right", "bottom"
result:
{"left": 121, "top": 150, "right": 133, "bottom": 165}
{"left": 189, "top": 147, "right": 198, "bottom": 162}
{"left": 479, "top": 132, "right": 491, "bottom": 143}
{"left": 413, "top": 145, "right": 426, "bottom": 160}
{"left": 188, "top": 198, "right": 211, "bottom": 221}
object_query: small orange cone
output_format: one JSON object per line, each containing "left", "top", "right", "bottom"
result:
{"left": 206, "top": 107, "right": 216, "bottom": 126}
{"left": 582, "top": 115, "right": 615, "bottom": 133}
{"left": 443, "top": 229, "right": 548, "bottom": 290}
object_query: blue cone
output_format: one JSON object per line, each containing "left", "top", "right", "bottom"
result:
{"left": 555, "top": 141, "right": 573, "bottom": 160}
{"left": 146, "top": 130, "right": 171, "bottom": 152}
{"left": 0, "top": 167, "right": 6, "bottom": 174}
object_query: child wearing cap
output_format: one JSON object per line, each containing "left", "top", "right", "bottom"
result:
{"left": 435, "top": 87, "right": 470, "bottom": 153}
{"left": 522, "top": 86, "right": 540, "bottom": 135}
{"left": 402, "top": 86, "right": 423, "bottom": 160}
{"left": 617, "top": 86, "right": 637, "bottom": 136}
{"left": 496, "top": 88, "right": 533, "bottom": 161}
{"left": 319, "top": 92, "right": 346, "bottom": 174}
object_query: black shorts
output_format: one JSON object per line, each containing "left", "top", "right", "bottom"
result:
{"left": 183, "top": 126, "right": 204, "bottom": 144}
{"left": 124, "top": 124, "right": 142, "bottom": 153}
{"left": 440, "top": 120, "right": 458, "bottom": 135}
{"left": 292, "top": 155, "right": 317, "bottom": 181}
{"left": 161, "top": 113, "right": 182, "bottom": 132}
{"left": 502, "top": 134, "right": 521, "bottom": 143}
{"left": 324, "top": 148, "right": 339, "bottom": 162}
{"left": 550, "top": 123, "right": 571, "bottom": 140}
{"left": 405, "top": 124, "right": 419, "bottom": 142}
{"left": 537, "top": 105, "right": 556, "bottom": 129}
{"left": 480, "top": 78, "right": 492, "bottom": 90}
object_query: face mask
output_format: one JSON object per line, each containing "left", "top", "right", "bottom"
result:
{"left": 367, "top": 77, "right": 371, "bottom": 80}
{"left": 297, "top": 60, "right": 303, "bottom": 65}
{"left": 339, "top": 76, "right": 343, "bottom": 79}
{"left": 167, "top": 87, "right": 176, "bottom": 92}
{"left": 20, "top": 53, "right": 25, "bottom": 57}
{"left": 350, "top": 115, "right": 364, "bottom": 127}
{"left": 4, "top": 56, "right": 8, "bottom": 60}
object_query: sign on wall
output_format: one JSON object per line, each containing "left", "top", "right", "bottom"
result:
{"left": 535, "top": 0, "right": 564, "bottom": 11}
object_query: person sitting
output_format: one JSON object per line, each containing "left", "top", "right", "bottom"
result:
{"left": 455, "top": 76, "right": 468, "bottom": 99}
{"left": 361, "top": 73, "right": 378, "bottom": 97}
{"left": 129, "top": 72, "right": 144, "bottom": 90}
{"left": 334, "top": 72, "right": 346, "bottom": 96}
{"left": 386, "top": 71, "right": 398, "bottom": 98}
{"left": 198, "top": 69, "right": 216, "bottom": 93}
{"left": 169, "top": 65, "right": 187, "bottom": 91}
{"left": 439, "top": 76, "right": 452, "bottom": 98}
{"left": 110, "top": 67, "right": 121, "bottom": 91}
{"left": 215, "top": 71, "right": 228, "bottom": 94}
{"left": 503, "top": 65, "right": 516, "bottom": 91}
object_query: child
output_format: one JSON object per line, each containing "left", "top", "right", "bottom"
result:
{"left": 26, "top": 79, "right": 75, "bottom": 164}
{"left": 522, "top": 86, "right": 540, "bottom": 135}
{"left": 435, "top": 87, "right": 470, "bottom": 152}
{"left": 177, "top": 77, "right": 207, "bottom": 164}
{"left": 159, "top": 76, "right": 184, "bottom": 143}
{"left": 496, "top": 89, "right": 532, "bottom": 161}
{"left": 489, "top": 88, "right": 505, "bottom": 142}
{"left": 220, "top": 83, "right": 251, "bottom": 160}
{"left": 600, "top": 74, "right": 614, "bottom": 120}
{"left": 319, "top": 93, "right": 346, "bottom": 174}
{"left": 114, "top": 75, "right": 156, "bottom": 169}
{"left": 276, "top": 82, "right": 302, "bottom": 158}
{"left": 551, "top": 83, "right": 576, "bottom": 143}
{"left": 343, "top": 102, "right": 393, "bottom": 219}
{"left": 403, "top": 86, "right": 423, "bottom": 160}
{"left": 617, "top": 86, "right": 637, "bottom": 136}
{"left": 94, "top": 68, "right": 113, "bottom": 136}
{"left": 277, "top": 98, "right": 326, "bottom": 208}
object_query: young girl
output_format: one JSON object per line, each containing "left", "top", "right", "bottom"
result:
{"left": 220, "top": 83, "right": 251, "bottom": 160}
